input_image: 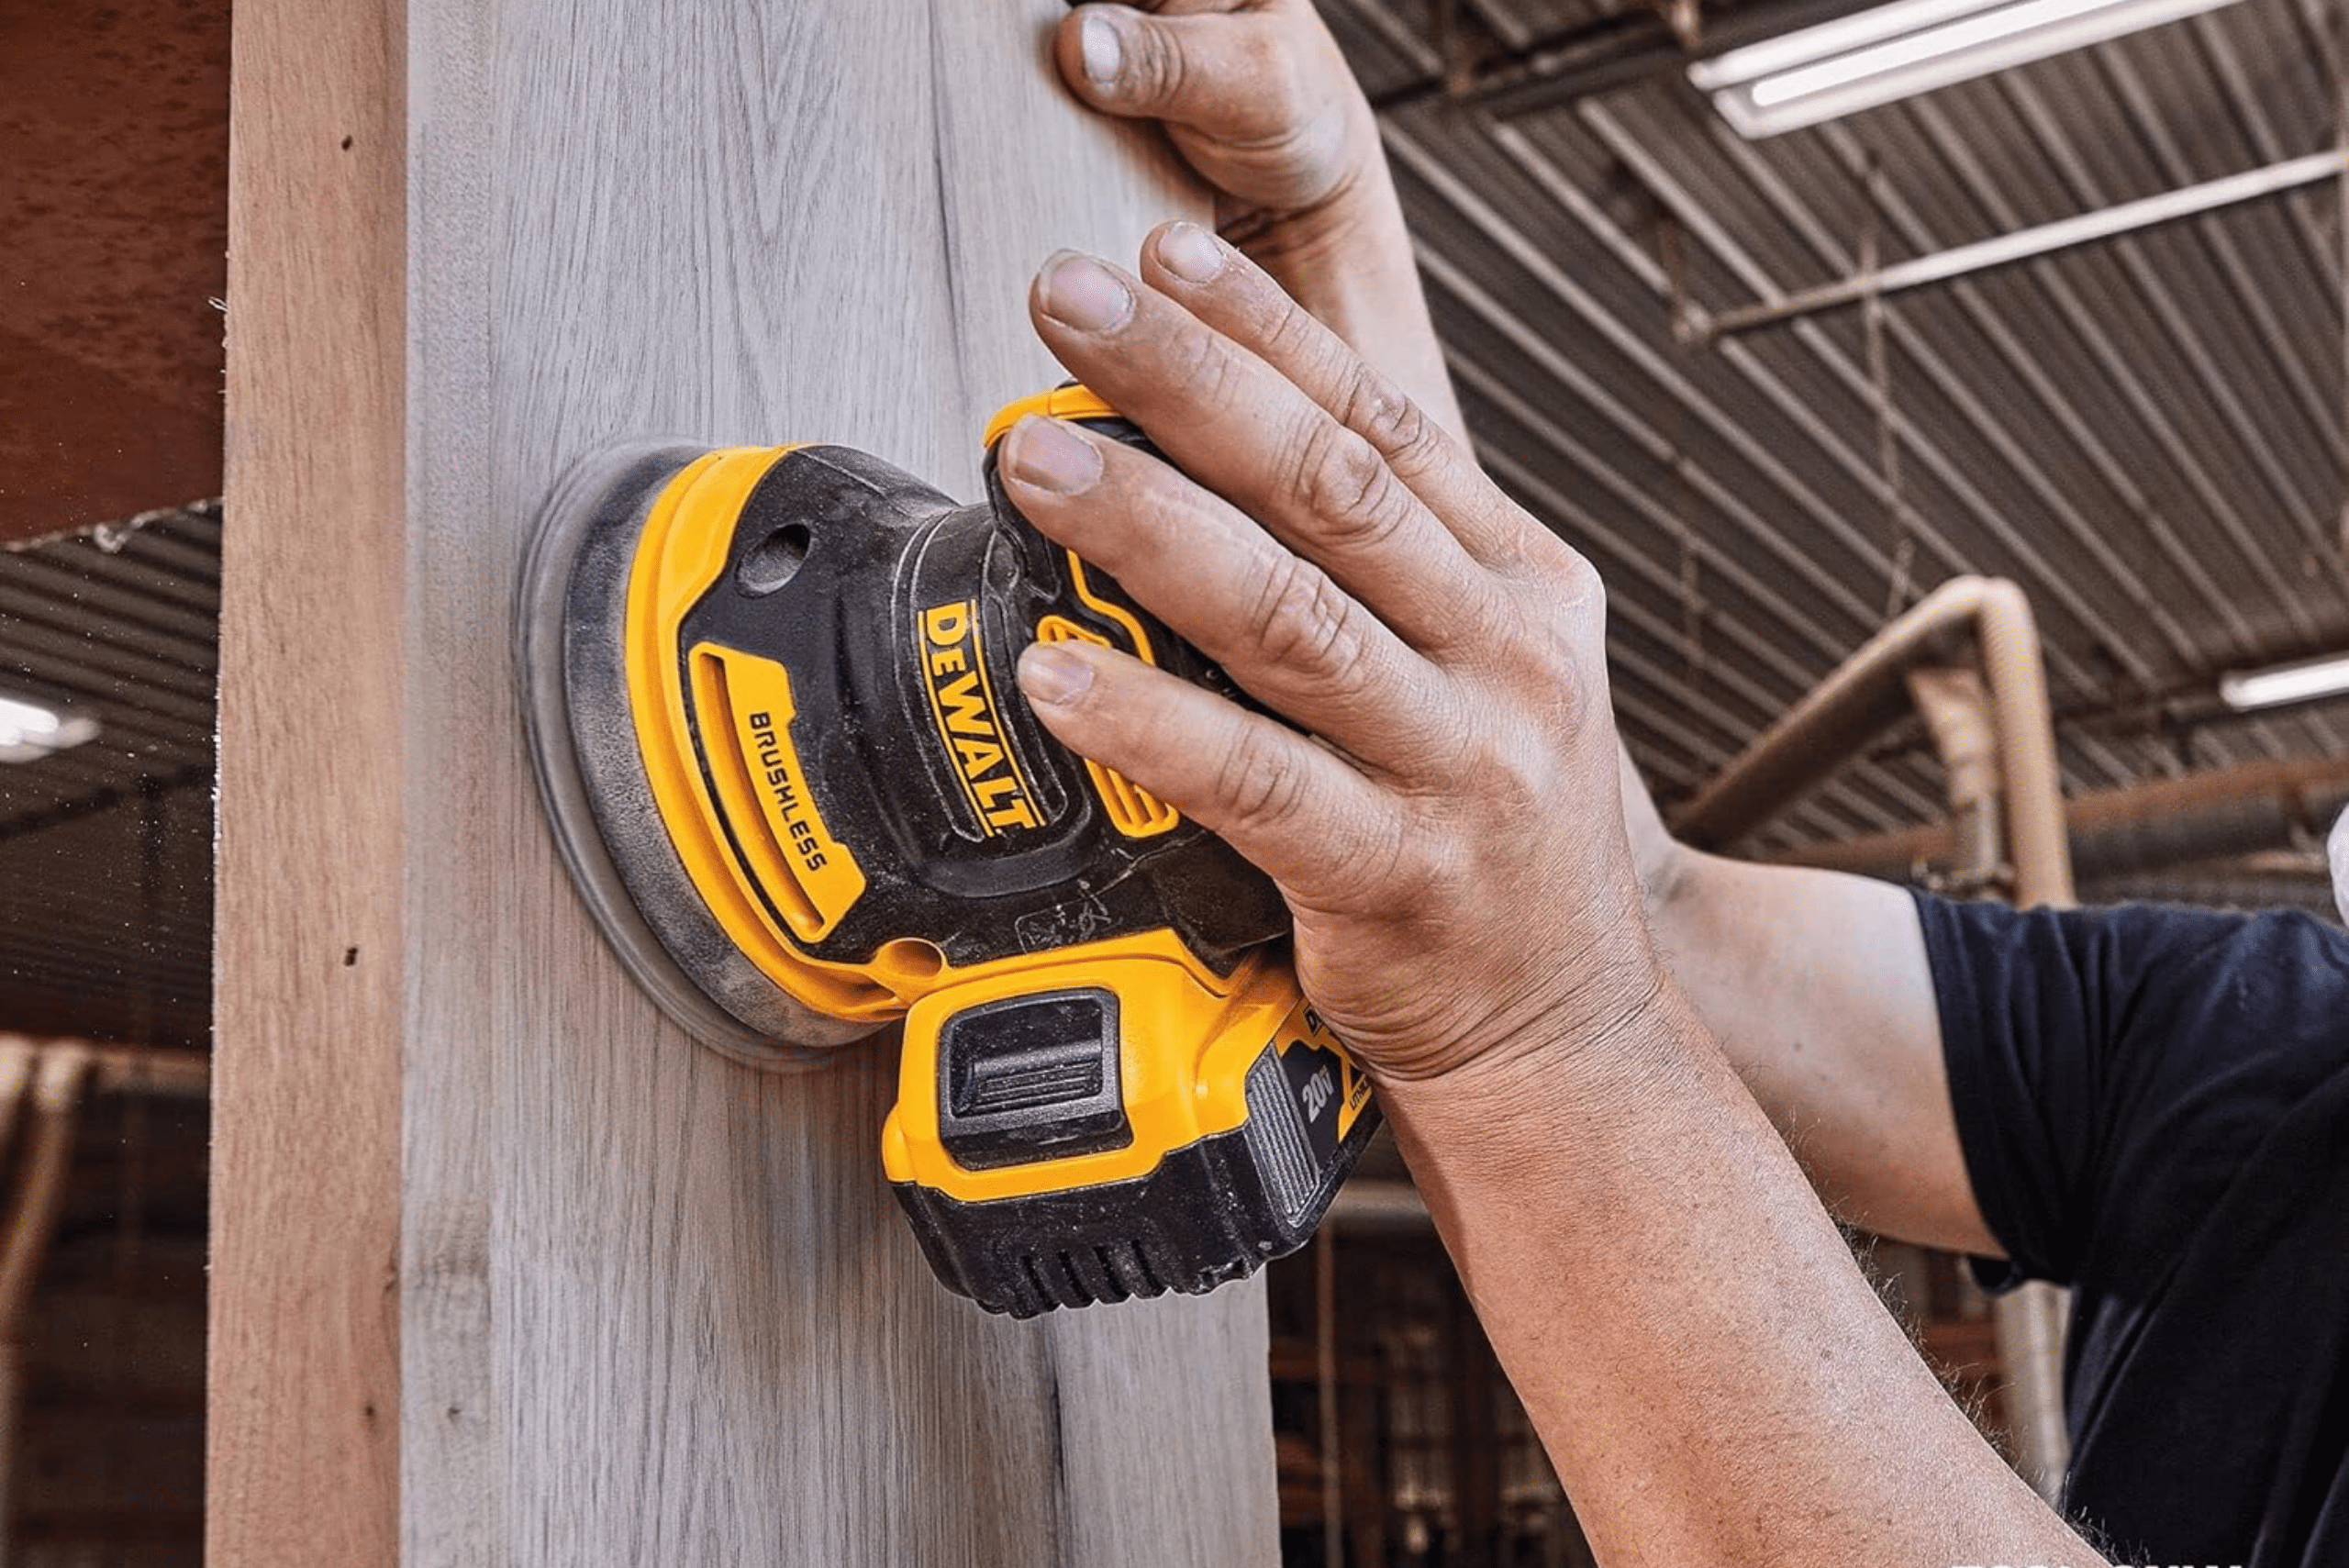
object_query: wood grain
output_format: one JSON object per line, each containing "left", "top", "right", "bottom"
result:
{"left": 222, "top": 0, "right": 1278, "bottom": 1562}
{"left": 210, "top": 0, "right": 405, "bottom": 1562}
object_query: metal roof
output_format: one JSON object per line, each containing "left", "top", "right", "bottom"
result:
{"left": 1323, "top": 0, "right": 2349, "bottom": 851}
{"left": 0, "top": 506, "right": 217, "bottom": 1048}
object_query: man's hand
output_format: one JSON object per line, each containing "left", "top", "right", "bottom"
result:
{"left": 1052, "top": 0, "right": 1467, "bottom": 441}
{"left": 995, "top": 229, "right": 2101, "bottom": 1568}
{"left": 1055, "top": 1, "right": 1379, "bottom": 250}
{"left": 999, "top": 226, "right": 1659, "bottom": 1081}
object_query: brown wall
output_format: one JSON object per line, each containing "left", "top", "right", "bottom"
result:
{"left": 0, "top": 0, "right": 229, "bottom": 544}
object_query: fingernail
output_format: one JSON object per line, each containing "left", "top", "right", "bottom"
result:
{"left": 1080, "top": 11, "right": 1121, "bottom": 86}
{"left": 1039, "top": 250, "right": 1133, "bottom": 332}
{"left": 1157, "top": 222, "right": 1225, "bottom": 284}
{"left": 1005, "top": 415, "right": 1101, "bottom": 495}
{"left": 1019, "top": 642, "right": 1095, "bottom": 707}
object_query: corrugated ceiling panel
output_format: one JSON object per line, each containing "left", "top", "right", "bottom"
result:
{"left": 1324, "top": 0, "right": 2349, "bottom": 851}
{"left": 0, "top": 506, "right": 217, "bottom": 1048}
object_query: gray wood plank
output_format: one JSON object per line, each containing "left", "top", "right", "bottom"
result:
{"left": 393, "top": 0, "right": 1273, "bottom": 1562}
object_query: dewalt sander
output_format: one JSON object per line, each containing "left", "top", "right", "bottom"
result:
{"left": 518, "top": 385, "right": 1379, "bottom": 1318}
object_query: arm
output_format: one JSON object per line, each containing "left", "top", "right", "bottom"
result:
{"left": 996, "top": 229, "right": 2101, "bottom": 1564}
{"left": 1388, "top": 995, "right": 2065, "bottom": 1566}
{"left": 1059, "top": 0, "right": 1988, "bottom": 1261}
{"left": 1628, "top": 766, "right": 1994, "bottom": 1254}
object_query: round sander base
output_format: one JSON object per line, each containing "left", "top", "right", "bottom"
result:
{"left": 517, "top": 441, "right": 881, "bottom": 1071}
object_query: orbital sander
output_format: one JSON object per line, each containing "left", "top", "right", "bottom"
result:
{"left": 517, "top": 385, "right": 1380, "bottom": 1318}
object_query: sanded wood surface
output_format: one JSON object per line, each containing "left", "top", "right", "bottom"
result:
{"left": 220, "top": 1, "right": 1278, "bottom": 1563}
{"left": 210, "top": 0, "right": 405, "bottom": 1562}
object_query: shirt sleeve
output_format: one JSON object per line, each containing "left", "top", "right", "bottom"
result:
{"left": 1914, "top": 892, "right": 2349, "bottom": 1292}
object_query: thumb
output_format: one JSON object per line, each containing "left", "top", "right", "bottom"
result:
{"left": 1056, "top": 4, "right": 1287, "bottom": 134}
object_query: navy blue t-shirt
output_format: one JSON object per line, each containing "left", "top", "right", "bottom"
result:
{"left": 1917, "top": 893, "right": 2349, "bottom": 1566}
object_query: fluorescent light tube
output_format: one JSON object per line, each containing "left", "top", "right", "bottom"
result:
{"left": 2217, "top": 652, "right": 2349, "bottom": 714}
{"left": 1690, "top": 0, "right": 2245, "bottom": 138}
{"left": 0, "top": 693, "right": 99, "bottom": 763}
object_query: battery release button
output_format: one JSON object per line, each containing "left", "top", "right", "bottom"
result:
{"left": 938, "top": 989, "right": 1133, "bottom": 1171}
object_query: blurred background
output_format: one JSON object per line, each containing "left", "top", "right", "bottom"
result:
{"left": 5, "top": 0, "right": 2344, "bottom": 1560}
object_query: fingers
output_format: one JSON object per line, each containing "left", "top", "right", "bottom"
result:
{"left": 1014, "top": 636, "right": 1397, "bottom": 903}
{"left": 1135, "top": 224, "right": 1535, "bottom": 573}
{"left": 1057, "top": 4, "right": 1292, "bottom": 137}
{"left": 1028, "top": 248, "right": 1494, "bottom": 654}
{"left": 999, "top": 414, "right": 1446, "bottom": 772}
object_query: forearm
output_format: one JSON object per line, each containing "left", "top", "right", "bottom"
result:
{"left": 1383, "top": 990, "right": 2096, "bottom": 1567}
{"left": 1237, "top": 157, "right": 1465, "bottom": 445}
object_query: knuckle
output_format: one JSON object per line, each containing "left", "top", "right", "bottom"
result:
{"left": 1245, "top": 554, "right": 1376, "bottom": 695}
{"left": 1173, "top": 326, "right": 1239, "bottom": 407}
{"left": 1130, "top": 21, "right": 1189, "bottom": 106}
{"left": 1334, "top": 365, "right": 1434, "bottom": 466}
{"left": 1375, "top": 395, "right": 1447, "bottom": 483}
{"left": 1264, "top": 39, "right": 1314, "bottom": 121}
{"left": 1553, "top": 542, "right": 1606, "bottom": 605}
{"left": 1260, "top": 294, "right": 1324, "bottom": 363}
{"left": 1408, "top": 700, "right": 1484, "bottom": 778}
{"left": 1295, "top": 418, "right": 1411, "bottom": 550}
{"left": 1213, "top": 727, "right": 1310, "bottom": 837}
{"left": 1234, "top": 25, "right": 1301, "bottom": 111}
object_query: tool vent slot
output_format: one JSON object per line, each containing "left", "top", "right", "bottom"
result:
{"left": 690, "top": 651, "right": 825, "bottom": 939}
{"left": 1034, "top": 617, "right": 1179, "bottom": 837}
{"left": 1242, "top": 1048, "right": 1317, "bottom": 1222}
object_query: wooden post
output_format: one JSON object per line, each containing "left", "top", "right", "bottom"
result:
{"left": 213, "top": 3, "right": 1278, "bottom": 1562}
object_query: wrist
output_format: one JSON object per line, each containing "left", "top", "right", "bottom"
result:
{"left": 1616, "top": 743, "right": 1693, "bottom": 925}
{"left": 1375, "top": 964, "right": 1705, "bottom": 1204}
{"left": 1378, "top": 947, "right": 1685, "bottom": 1114}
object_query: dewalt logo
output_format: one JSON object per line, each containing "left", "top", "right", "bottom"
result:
{"left": 919, "top": 600, "right": 1041, "bottom": 835}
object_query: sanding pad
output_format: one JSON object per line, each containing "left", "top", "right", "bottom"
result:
{"left": 516, "top": 441, "right": 877, "bottom": 1070}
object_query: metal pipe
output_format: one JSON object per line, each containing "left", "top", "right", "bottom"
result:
{"left": 2078, "top": 870, "right": 2343, "bottom": 918}
{"left": 1672, "top": 575, "right": 2065, "bottom": 880}
{"left": 0, "top": 1045, "right": 32, "bottom": 1173}
{"left": 1961, "top": 613, "right": 2077, "bottom": 1501}
{"left": 1898, "top": 660, "right": 2074, "bottom": 1498}
{"left": 1390, "top": 128, "right": 1947, "bottom": 652}
{"left": 1906, "top": 669, "right": 2000, "bottom": 838}
{"left": 1902, "top": 664, "right": 2074, "bottom": 1499}
{"left": 1906, "top": 666, "right": 2005, "bottom": 895}
{"left": 0, "top": 1035, "right": 209, "bottom": 1101}
{"left": 1375, "top": 0, "right": 1880, "bottom": 118}
{"left": 1992, "top": 72, "right": 2340, "bottom": 615}
{"left": 0, "top": 1046, "right": 93, "bottom": 1565}
{"left": 1327, "top": 1178, "right": 1435, "bottom": 1230}
{"left": 1316, "top": 1225, "right": 1342, "bottom": 1568}
{"left": 1584, "top": 101, "right": 2186, "bottom": 743}
{"left": 1785, "top": 757, "right": 2349, "bottom": 884}
{"left": 0, "top": 1049, "right": 27, "bottom": 1568}
{"left": 2097, "top": 51, "right": 2339, "bottom": 508}
{"left": 1700, "top": 150, "right": 2348, "bottom": 339}
{"left": 1818, "top": 109, "right": 2268, "bottom": 705}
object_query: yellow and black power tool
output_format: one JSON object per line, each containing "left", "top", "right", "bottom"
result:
{"left": 518, "top": 385, "right": 1378, "bottom": 1317}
